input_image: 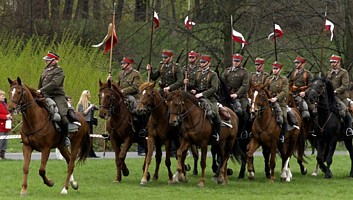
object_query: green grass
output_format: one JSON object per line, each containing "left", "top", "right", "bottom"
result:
{"left": 0, "top": 154, "right": 352, "bottom": 200}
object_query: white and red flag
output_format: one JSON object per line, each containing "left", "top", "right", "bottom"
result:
{"left": 268, "top": 24, "right": 284, "bottom": 40}
{"left": 92, "top": 23, "right": 117, "bottom": 54}
{"left": 232, "top": 29, "right": 248, "bottom": 49}
{"left": 153, "top": 11, "right": 160, "bottom": 29}
{"left": 184, "top": 16, "right": 195, "bottom": 30}
{"left": 325, "top": 19, "right": 334, "bottom": 41}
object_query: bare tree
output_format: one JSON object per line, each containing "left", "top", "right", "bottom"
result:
{"left": 135, "top": 0, "right": 146, "bottom": 22}
{"left": 63, "top": 0, "right": 74, "bottom": 20}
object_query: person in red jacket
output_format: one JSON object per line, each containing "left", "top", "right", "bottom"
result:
{"left": 0, "top": 90, "right": 12, "bottom": 159}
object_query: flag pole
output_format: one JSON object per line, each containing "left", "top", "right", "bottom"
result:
{"left": 148, "top": 0, "right": 155, "bottom": 82}
{"left": 231, "top": 15, "right": 234, "bottom": 55}
{"left": 320, "top": 6, "right": 328, "bottom": 75}
{"left": 185, "top": 0, "right": 191, "bottom": 91}
{"left": 273, "top": 13, "right": 278, "bottom": 62}
{"left": 109, "top": 3, "right": 117, "bottom": 75}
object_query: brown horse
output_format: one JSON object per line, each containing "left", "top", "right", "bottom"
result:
{"left": 165, "top": 90, "right": 238, "bottom": 187}
{"left": 248, "top": 87, "right": 303, "bottom": 182}
{"left": 7, "top": 77, "right": 90, "bottom": 196}
{"left": 98, "top": 79, "right": 146, "bottom": 182}
{"left": 136, "top": 82, "right": 179, "bottom": 185}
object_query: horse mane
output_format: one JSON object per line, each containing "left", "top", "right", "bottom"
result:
{"left": 139, "top": 81, "right": 155, "bottom": 92}
{"left": 25, "top": 85, "right": 47, "bottom": 107}
{"left": 180, "top": 90, "right": 199, "bottom": 105}
{"left": 312, "top": 76, "right": 337, "bottom": 110}
{"left": 217, "top": 77, "right": 233, "bottom": 107}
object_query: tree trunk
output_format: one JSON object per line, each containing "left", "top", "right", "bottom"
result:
{"left": 344, "top": 0, "right": 353, "bottom": 74}
{"left": 33, "top": 0, "right": 49, "bottom": 19}
{"left": 171, "top": 0, "right": 176, "bottom": 20}
{"left": 75, "top": 0, "right": 89, "bottom": 19}
{"left": 50, "top": 0, "right": 60, "bottom": 20}
{"left": 116, "top": 0, "right": 125, "bottom": 25}
{"left": 194, "top": 0, "right": 201, "bottom": 22}
{"left": 92, "top": 0, "right": 101, "bottom": 20}
{"left": 63, "top": 0, "right": 74, "bottom": 20}
{"left": 135, "top": 0, "right": 146, "bottom": 22}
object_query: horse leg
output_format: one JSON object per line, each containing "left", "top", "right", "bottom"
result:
{"left": 176, "top": 140, "right": 190, "bottom": 183}
{"left": 190, "top": 145, "right": 199, "bottom": 175}
{"left": 111, "top": 140, "right": 122, "bottom": 182}
{"left": 297, "top": 159, "right": 307, "bottom": 175}
{"left": 324, "top": 139, "right": 337, "bottom": 178}
{"left": 20, "top": 145, "right": 33, "bottom": 196}
{"left": 269, "top": 144, "right": 278, "bottom": 182}
{"left": 197, "top": 145, "right": 208, "bottom": 187}
{"left": 140, "top": 136, "right": 155, "bottom": 185}
{"left": 211, "top": 144, "right": 220, "bottom": 175}
{"left": 343, "top": 138, "right": 353, "bottom": 177}
{"left": 153, "top": 142, "right": 162, "bottom": 181}
{"left": 316, "top": 139, "right": 327, "bottom": 176}
{"left": 120, "top": 139, "right": 133, "bottom": 177}
{"left": 38, "top": 148, "right": 54, "bottom": 187}
{"left": 247, "top": 139, "right": 260, "bottom": 180}
{"left": 58, "top": 146, "right": 75, "bottom": 194}
{"left": 163, "top": 140, "right": 174, "bottom": 183}
{"left": 218, "top": 137, "right": 234, "bottom": 185}
{"left": 238, "top": 139, "right": 248, "bottom": 179}
{"left": 262, "top": 147, "right": 271, "bottom": 179}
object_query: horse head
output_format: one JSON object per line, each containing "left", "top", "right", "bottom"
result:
{"left": 250, "top": 85, "right": 270, "bottom": 116}
{"left": 7, "top": 77, "right": 37, "bottom": 114}
{"left": 98, "top": 79, "right": 124, "bottom": 119}
{"left": 308, "top": 77, "right": 336, "bottom": 111}
{"left": 136, "top": 81, "right": 159, "bottom": 115}
{"left": 165, "top": 90, "right": 185, "bottom": 127}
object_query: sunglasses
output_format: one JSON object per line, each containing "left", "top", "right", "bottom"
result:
{"left": 330, "top": 61, "right": 338, "bottom": 63}
{"left": 255, "top": 63, "right": 261, "bottom": 66}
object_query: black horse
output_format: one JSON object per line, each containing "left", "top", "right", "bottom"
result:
{"left": 307, "top": 77, "right": 353, "bottom": 178}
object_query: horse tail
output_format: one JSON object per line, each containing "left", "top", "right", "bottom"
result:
{"left": 296, "top": 126, "right": 308, "bottom": 164}
{"left": 77, "top": 128, "right": 91, "bottom": 164}
{"left": 230, "top": 139, "right": 246, "bottom": 165}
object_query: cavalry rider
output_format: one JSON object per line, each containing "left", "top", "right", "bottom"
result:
{"left": 190, "top": 54, "right": 220, "bottom": 143}
{"left": 249, "top": 57, "right": 270, "bottom": 91}
{"left": 222, "top": 53, "right": 249, "bottom": 117}
{"left": 146, "top": 49, "right": 183, "bottom": 96}
{"left": 107, "top": 56, "right": 142, "bottom": 114}
{"left": 265, "top": 61, "right": 289, "bottom": 143}
{"left": 327, "top": 55, "right": 353, "bottom": 136}
{"left": 183, "top": 51, "right": 199, "bottom": 91}
{"left": 288, "top": 56, "right": 312, "bottom": 119}
{"left": 38, "top": 52, "right": 70, "bottom": 146}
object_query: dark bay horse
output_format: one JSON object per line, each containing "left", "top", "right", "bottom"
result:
{"left": 165, "top": 90, "right": 238, "bottom": 187}
{"left": 8, "top": 77, "right": 90, "bottom": 196}
{"left": 98, "top": 79, "right": 146, "bottom": 182}
{"left": 248, "top": 87, "right": 303, "bottom": 182}
{"left": 136, "top": 82, "right": 178, "bottom": 185}
{"left": 307, "top": 77, "right": 353, "bottom": 178}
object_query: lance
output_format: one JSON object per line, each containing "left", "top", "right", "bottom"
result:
{"left": 136, "top": 56, "right": 144, "bottom": 71}
{"left": 108, "top": 3, "right": 117, "bottom": 75}
{"left": 175, "top": 49, "right": 184, "bottom": 64}
{"left": 185, "top": 0, "right": 191, "bottom": 91}
{"left": 147, "top": 0, "right": 155, "bottom": 82}
{"left": 320, "top": 6, "right": 328, "bottom": 75}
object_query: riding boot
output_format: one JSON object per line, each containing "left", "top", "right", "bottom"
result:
{"left": 287, "top": 107, "right": 298, "bottom": 126}
{"left": 273, "top": 102, "right": 283, "bottom": 125}
{"left": 345, "top": 112, "right": 353, "bottom": 137}
{"left": 279, "top": 122, "right": 288, "bottom": 143}
{"left": 211, "top": 121, "right": 220, "bottom": 144}
{"left": 233, "top": 99, "right": 243, "bottom": 116}
{"left": 61, "top": 122, "right": 70, "bottom": 146}
{"left": 301, "top": 101, "right": 310, "bottom": 119}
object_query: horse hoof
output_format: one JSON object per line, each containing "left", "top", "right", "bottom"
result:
{"left": 20, "top": 190, "right": 28, "bottom": 197}
{"left": 185, "top": 164, "right": 191, "bottom": 171}
{"left": 70, "top": 181, "right": 79, "bottom": 190}
{"left": 168, "top": 179, "right": 177, "bottom": 184}
{"left": 193, "top": 170, "right": 198, "bottom": 176}
{"left": 60, "top": 188, "right": 68, "bottom": 195}
{"left": 47, "top": 180, "right": 54, "bottom": 187}
{"left": 113, "top": 180, "right": 121, "bottom": 183}
{"left": 311, "top": 172, "right": 318, "bottom": 176}
{"left": 197, "top": 182, "right": 205, "bottom": 187}
{"left": 212, "top": 165, "right": 218, "bottom": 173}
{"left": 301, "top": 168, "right": 307, "bottom": 175}
{"left": 140, "top": 180, "right": 148, "bottom": 186}
{"left": 227, "top": 168, "right": 233, "bottom": 176}
{"left": 248, "top": 172, "right": 255, "bottom": 180}
{"left": 122, "top": 168, "right": 130, "bottom": 177}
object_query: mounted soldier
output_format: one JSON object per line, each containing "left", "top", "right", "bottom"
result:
{"left": 249, "top": 57, "right": 270, "bottom": 89}
{"left": 146, "top": 49, "right": 183, "bottom": 97}
{"left": 288, "top": 56, "right": 312, "bottom": 119}
{"left": 265, "top": 61, "right": 289, "bottom": 143}
{"left": 326, "top": 55, "right": 353, "bottom": 136}
{"left": 183, "top": 51, "right": 200, "bottom": 91}
{"left": 37, "top": 52, "right": 70, "bottom": 146}
{"left": 222, "top": 54, "right": 249, "bottom": 117}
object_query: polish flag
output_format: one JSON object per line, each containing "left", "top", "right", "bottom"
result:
{"left": 268, "top": 24, "right": 284, "bottom": 40}
{"left": 92, "top": 23, "right": 118, "bottom": 54}
{"left": 153, "top": 11, "right": 160, "bottom": 29}
{"left": 325, "top": 19, "right": 334, "bottom": 41}
{"left": 185, "top": 16, "right": 195, "bottom": 30}
{"left": 232, "top": 29, "right": 248, "bottom": 49}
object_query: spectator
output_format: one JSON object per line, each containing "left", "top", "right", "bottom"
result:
{"left": 0, "top": 90, "right": 11, "bottom": 159}
{"left": 77, "top": 90, "right": 99, "bottom": 158}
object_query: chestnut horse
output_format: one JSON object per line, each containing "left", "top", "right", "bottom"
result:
{"left": 98, "top": 79, "right": 146, "bottom": 182}
{"left": 8, "top": 77, "right": 90, "bottom": 196}
{"left": 248, "top": 87, "right": 304, "bottom": 182}
{"left": 165, "top": 90, "right": 238, "bottom": 187}
{"left": 307, "top": 77, "right": 353, "bottom": 178}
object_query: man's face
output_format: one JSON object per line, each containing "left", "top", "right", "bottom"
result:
{"left": 330, "top": 60, "right": 340, "bottom": 70}
{"left": 162, "top": 56, "right": 172, "bottom": 64}
{"left": 188, "top": 56, "right": 197, "bottom": 64}
{"left": 121, "top": 63, "right": 129, "bottom": 70}
{"left": 200, "top": 61, "right": 209, "bottom": 68}
{"left": 272, "top": 67, "right": 281, "bottom": 75}
{"left": 255, "top": 63, "right": 264, "bottom": 72}
{"left": 45, "top": 59, "right": 57, "bottom": 66}
{"left": 295, "top": 61, "right": 305, "bottom": 69}
{"left": 233, "top": 59, "right": 241, "bottom": 67}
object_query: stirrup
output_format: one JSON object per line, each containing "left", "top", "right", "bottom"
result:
{"left": 64, "top": 137, "right": 71, "bottom": 147}
{"left": 279, "top": 135, "right": 285, "bottom": 143}
{"left": 346, "top": 128, "right": 353, "bottom": 137}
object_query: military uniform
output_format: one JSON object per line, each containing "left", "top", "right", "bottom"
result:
{"left": 249, "top": 71, "right": 270, "bottom": 88}
{"left": 182, "top": 63, "right": 199, "bottom": 91}
{"left": 118, "top": 69, "right": 142, "bottom": 99}
{"left": 150, "top": 62, "right": 183, "bottom": 92}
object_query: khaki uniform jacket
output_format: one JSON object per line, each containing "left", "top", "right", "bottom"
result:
{"left": 249, "top": 71, "right": 270, "bottom": 89}
{"left": 182, "top": 63, "right": 199, "bottom": 91}
{"left": 118, "top": 69, "right": 142, "bottom": 99}
{"left": 327, "top": 68, "right": 350, "bottom": 100}
{"left": 265, "top": 75, "right": 289, "bottom": 107}
{"left": 289, "top": 68, "right": 313, "bottom": 95}
{"left": 38, "top": 65, "right": 68, "bottom": 116}
{"left": 222, "top": 67, "right": 249, "bottom": 98}
{"left": 150, "top": 62, "right": 183, "bottom": 91}
{"left": 194, "top": 68, "right": 219, "bottom": 102}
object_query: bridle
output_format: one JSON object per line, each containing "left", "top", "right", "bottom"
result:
{"left": 99, "top": 87, "right": 123, "bottom": 114}
{"left": 140, "top": 88, "right": 164, "bottom": 113}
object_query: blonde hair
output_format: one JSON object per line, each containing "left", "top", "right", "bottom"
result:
{"left": 76, "top": 90, "right": 91, "bottom": 110}
{"left": 0, "top": 90, "right": 5, "bottom": 96}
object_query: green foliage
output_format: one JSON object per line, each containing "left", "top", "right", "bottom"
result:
{"left": 0, "top": 155, "right": 353, "bottom": 199}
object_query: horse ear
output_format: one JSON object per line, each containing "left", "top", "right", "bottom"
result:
{"left": 99, "top": 78, "right": 103, "bottom": 87}
{"left": 17, "top": 77, "right": 22, "bottom": 85}
{"left": 7, "top": 78, "right": 12, "bottom": 85}
{"left": 107, "top": 79, "right": 112, "bottom": 88}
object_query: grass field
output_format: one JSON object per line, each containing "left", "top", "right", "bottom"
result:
{"left": 0, "top": 153, "right": 352, "bottom": 200}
